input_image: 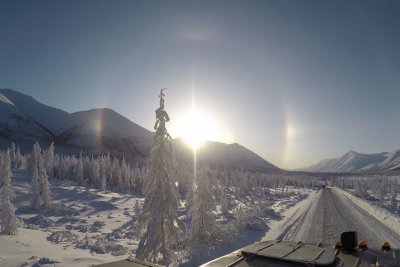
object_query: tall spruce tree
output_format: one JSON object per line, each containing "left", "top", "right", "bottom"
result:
{"left": 121, "top": 156, "right": 130, "bottom": 192}
{"left": 0, "top": 150, "right": 18, "bottom": 235}
{"left": 190, "top": 164, "right": 221, "bottom": 245}
{"left": 30, "top": 163, "right": 41, "bottom": 210}
{"left": 136, "top": 89, "right": 180, "bottom": 265}
{"left": 30, "top": 143, "right": 52, "bottom": 209}
{"left": 44, "top": 142, "right": 55, "bottom": 178}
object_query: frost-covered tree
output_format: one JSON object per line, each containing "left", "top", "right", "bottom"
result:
{"left": 112, "top": 158, "right": 121, "bottom": 189}
{"left": 15, "top": 146, "right": 23, "bottom": 169}
{"left": 92, "top": 157, "right": 100, "bottom": 188}
{"left": 0, "top": 150, "right": 18, "bottom": 235}
{"left": 39, "top": 161, "right": 52, "bottom": 208}
{"left": 44, "top": 142, "right": 55, "bottom": 178}
{"left": 121, "top": 157, "right": 130, "bottom": 192}
{"left": 131, "top": 164, "right": 143, "bottom": 194}
{"left": 190, "top": 165, "right": 221, "bottom": 244}
{"left": 136, "top": 89, "right": 180, "bottom": 265}
{"left": 220, "top": 185, "right": 229, "bottom": 216}
{"left": 134, "top": 200, "right": 140, "bottom": 216}
{"left": 99, "top": 157, "right": 107, "bottom": 190}
{"left": 30, "top": 143, "right": 52, "bottom": 209}
{"left": 76, "top": 154, "right": 85, "bottom": 185}
{"left": 10, "top": 142, "right": 16, "bottom": 168}
{"left": 30, "top": 164, "right": 41, "bottom": 210}
{"left": 391, "top": 190, "right": 398, "bottom": 209}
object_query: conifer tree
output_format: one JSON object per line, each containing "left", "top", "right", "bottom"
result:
{"left": 15, "top": 146, "right": 22, "bottom": 168}
{"left": 131, "top": 164, "right": 144, "bottom": 194}
{"left": 112, "top": 158, "right": 121, "bottom": 188}
{"left": 77, "top": 154, "right": 85, "bottom": 185}
{"left": 136, "top": 89, "right": 180, "bottom": 265}
{"left": 10, "top": 142, "right": 16, "bottom": 168}
{"left": 92, "top": 157, "right": 100, "bottom": 187}
{"left": 39, "top": 159, "right": 52, "bottom": 208}
{"left": 121, "top": 156, "right": 130, "bottom": 192}
{"left": 30, "top": 143, "right": 52, "bottom": 209}
{"left": 0, "top": 150, "right": 18, "bottom": 235}
{"left": 134, "top": 199, "right": 140, "bottom": 216}
{"left": 30, "top": 163, "right": 41, "bottom": 210}
{"left": 190, "top": 164, "right": 221, "bottom": 244}
{"left": 220, "top": 185, "right": 229, "bottom": 216}
{"left": 99, "top": 157, "right": 107, "bottom": 190}
{"left": 44, "top": 142, "right": 55, "bottom": 178}
{"left": 391, "top": 190, "right": 398, "bottom": 209}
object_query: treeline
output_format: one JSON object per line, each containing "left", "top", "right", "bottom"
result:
{"left": 331, "top": 176, "right": 400, "bottom": 210}
{"left": 8, "top": 142, "right": 322, "bottom": 199}
{"left": 1, "top": 141, "right": 323, "bottom": 239}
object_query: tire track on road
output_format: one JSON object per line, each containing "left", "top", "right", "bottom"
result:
{"left": 281, "top": 188, "right": 400, "bottom": 247}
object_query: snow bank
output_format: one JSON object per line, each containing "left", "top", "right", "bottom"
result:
{"left": 334, "top": 187, "right": 400, "bottom": 234}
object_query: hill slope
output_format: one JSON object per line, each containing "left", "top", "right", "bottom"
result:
{"left": 173, "top": 138, "right": 281, "bottom": 172}
{"left": 0, "top": 88, "right": 279, "bottom": 172}
{"left": 0, "top": 89, "right": 153, "bottom": 155}
{"left": 0, "top": 92, "right": 54, "bottom": 149}
{"left": 301, "top": 150, "right": 400, "bottom": 172}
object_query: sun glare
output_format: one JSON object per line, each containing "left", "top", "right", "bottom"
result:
{"left": 181, "top": 111, "right": 219, "bottom": 150}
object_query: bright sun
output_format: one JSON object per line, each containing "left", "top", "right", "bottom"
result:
{"left": 181, "top": 111, "right": 219, "bottom": 150}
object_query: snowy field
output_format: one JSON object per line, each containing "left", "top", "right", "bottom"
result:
{"left": 0, "top": 169, "right": 317, "bottom": 267}
{"left": 0, "top": 169, "right": 141, "bottom": 267}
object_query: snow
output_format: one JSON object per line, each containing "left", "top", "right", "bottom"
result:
{"left": 0, "top": 169, "right": 142, "bottom": 267}
{"left": 0, "top": 168, "right": 318, "bottom": 267}
{"left": 0, "top": 89, "right": 280, "bottom": 172}
{"left": 0, "top": 93, "right": 15, "bottom": 106}
{"left": 181, "top": 187, "right": 317, "bottom": 266}
{"left": 0, "top": 93, "right": 52, "bottom": 148}
{"left": 263, "top": 189, "right": 318, "bottom": 241}
{"left": 0, "top": 228, "right": 120, "bottom": 267}
{"left": 301, "top": 149, "right": 400, "bottom": 172}
{"left": 0, "top": 89, "right": 153, "bottom": 152}
{"left": 335, "top": 187, "right": 400, "bottom": 235}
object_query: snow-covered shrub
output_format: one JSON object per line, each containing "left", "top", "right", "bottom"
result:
{"left": 106, "top": 218, "right": 138, "bottom": 240}
{"left": 42, "top": 203, "right": 80, "bottom": 217}
{"left": 56, "top": 215, "right": 80, "bottom": 224}
{"left": 75, "top": 235, "right": 93, "bottom": 249}
{"left": 47, "top": 231, "right": 79, "bottom": 243}
{"left": 37, "top": 258, "right": 59, "bottom": 265}
{"left": 90, "top": 221, "right": 105, "bottom": 232}
{"left": 91, "top": 238, "right": 128, "bottom": 256}
{"left": 25, "top": 214, "right": 55, "bottom": 228}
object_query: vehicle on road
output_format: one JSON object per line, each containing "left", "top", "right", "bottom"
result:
{"left": 201, "top": 231, "right": 399, "bottom": 267}
{"left": 95, "top": 232, "right": 400, "bottom": 267}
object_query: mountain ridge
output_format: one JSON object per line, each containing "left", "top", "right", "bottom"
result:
{"left": 300, "top": 149, "right": 400, "bottom": 172}
{"left": 0, "top": 88, "right": 280, "bottom": 172}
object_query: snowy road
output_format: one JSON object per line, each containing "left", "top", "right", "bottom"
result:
{"left": 281, "top": 187, "right": 400, "bottom": 247}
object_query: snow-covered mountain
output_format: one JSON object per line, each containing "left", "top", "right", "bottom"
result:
{"left": 0, "top": 92, "right": 54, "bottom": 148}
{"left": 0, "top": 89, "right": 154, "bottom": 156}
{"left": 173, "top": 138, "right": 281, "bottom": 172}
{"left": 0, "top": 89, "right": 280, "bottom": 172}
{"left": 301, "top": 150, "right": 400, "bottom": 172}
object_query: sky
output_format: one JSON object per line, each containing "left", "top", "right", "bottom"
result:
{"left": 1, "top": 0, "right": 400, "bottom": 169}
